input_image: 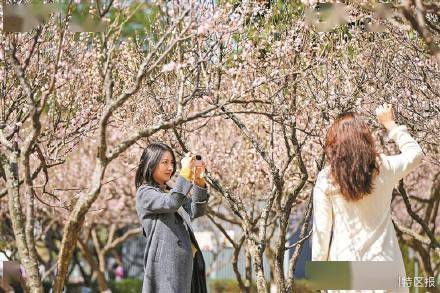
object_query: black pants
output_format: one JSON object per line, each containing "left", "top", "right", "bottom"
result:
{"left": 190, "top": 235, "right": 208, "bottom": 293}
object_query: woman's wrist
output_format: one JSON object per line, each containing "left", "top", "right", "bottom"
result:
{"left": 194, "top": 177, "right": 206, "bottom": 187}
{"left": 384, "top": 121, "right": 398, "bottom": 131}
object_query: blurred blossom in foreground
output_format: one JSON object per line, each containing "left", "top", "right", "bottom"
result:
{"left": 3, "top": 3, "right": 106, "bottom": 32}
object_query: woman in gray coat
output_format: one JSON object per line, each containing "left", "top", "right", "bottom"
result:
{"left": 135, "top": 142, "right": 209, "bottom": 293}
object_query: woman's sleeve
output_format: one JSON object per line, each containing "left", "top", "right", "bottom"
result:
{"left": 382, "top": 125, "right": 423, "bottom": 183}
{"left": 183, "top": 184, "right": 209, "bottom": 220}
{"left": 136, "top": 175, "right": 192, "bottom": 218}
{"left": 312, "top": 174, "right": 333, "bottom": 261}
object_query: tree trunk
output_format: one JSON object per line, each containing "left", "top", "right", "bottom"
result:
{"left": 2, "top": 156, "right": 43, "bottom": 293}
{"left": 231, "top": 242, "right": 249, "bottom": 293}
{"left": 274, "top": 244, "right": 286, "bottom": 293}
{"left": 97, "top": 252, "right": 109, "bottom": 292}
{"left": 413, "top": 241, "right": 440, "bottom": 293}
{"left": 244, "top": 248, "right": 252, "bottom": 292}
{"left": 52, "top": 164, "right": 105, "bottom": 292}
{"left": 24, "top": 156, "right": 44, "bottom": 293}
{"left": 52, "top": 216, "right": 83, "bottom": 292}
{"left": 96, "top": 270, "right": 109, "bottom": 292}
{"left": 247, "top": 241, "right": 267, "bottom": 293}
{"left": 273, "top": 213, "right": 291, "bottom": 293}
{"left": 78, "top": 239, "right": 109, "bottom": 292}
{"left": 265, "top": 246, "right": 278, "bottom": 293}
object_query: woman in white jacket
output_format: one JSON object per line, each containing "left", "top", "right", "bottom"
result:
{"left": 312, "top": 104, "right": 423, "bottom": 292}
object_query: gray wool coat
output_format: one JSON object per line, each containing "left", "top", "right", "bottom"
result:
{"left": 135, "top": 175, "right": 209, "bottom": 293}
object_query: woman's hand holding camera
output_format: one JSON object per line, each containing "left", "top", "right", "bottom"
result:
{"left": 179, "top": 153, "right": 206, "bottom": 187}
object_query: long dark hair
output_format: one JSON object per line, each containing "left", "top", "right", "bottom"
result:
{"left": 135, "top": 142, "right": 176, "bottom": 188}
{"left": 324, "top": 112, "right": 380, "bottom": 201}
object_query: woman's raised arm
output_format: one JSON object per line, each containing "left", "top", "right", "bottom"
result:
{"left": 376, "top": 104, "right": 423, "bottom": 182}
{"left": 382, "top": 125, "right": 423, "bottom": 182}
{"left": 136, "top": 176, "right": 192, "bottom": 218}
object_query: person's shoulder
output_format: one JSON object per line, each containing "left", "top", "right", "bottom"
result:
{"left": 136, "top": 184, "right": 163, "bottom": 196}
{"left": 315, "top": 166, "right": 340, "bottom": 196}
{"left": 315, "top": 166, "right": 331, "bottom": 190}
{"left": 316, "top": 166, "right": 331, "bottom": 183}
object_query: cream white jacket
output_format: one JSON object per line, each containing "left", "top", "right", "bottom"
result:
{"left": 311, "top": 125, "right": 423, "bottom": 292}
